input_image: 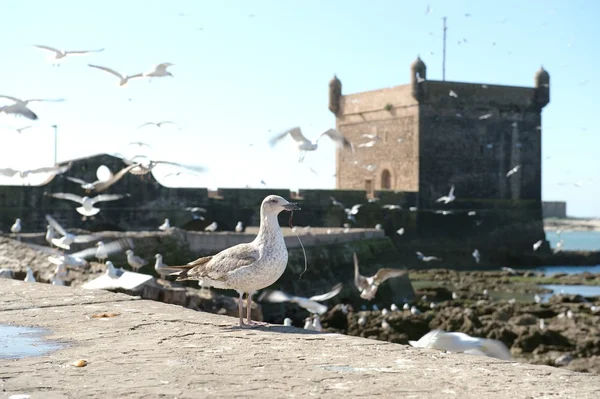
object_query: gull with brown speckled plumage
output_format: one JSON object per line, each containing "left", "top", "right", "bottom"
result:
{"left": 169, "top": 195, "right": 300, "bottom": 328}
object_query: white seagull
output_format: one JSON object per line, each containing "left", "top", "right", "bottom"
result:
{"left": 142, "top": 63, "right": 175, "bottom": 79}
{"left": 0, "top": 95, "right": 65, "bottom": 120}
{"left": 126, "top": 249, "right": 147, "bottom": 272}
{"left": 416, "top": 251, "right": 441, "bottom": 262}
{"left": 64, "top": 163, "right": 139, "bottom": 193}
{"left": 45, "top": 214, "right": 98, "bottom": 250}
{"left": 436, "top": 185, "right": 456, "bottom": 204}
{"left": 95, "top": 241, "right": 109, "bottom": 263}
{"left": 158, "top": 218, "right": 171, "bottom": 231}
{"left": 353, "top": 252, "right": 408, "bottom": 300}
{"left": 258, "top": 283, "right": 343, "bottom": 315}
{"left": 235, "top": 221, "right": 243, "bottom": 232}
{"left": 269, "top": 126, "right": 354, "bottom": 162}
{"left": 138, "top": 121, "right": 175, "bottom": 128}
{"left": 33, "top": 45, "right": 104, "bottom": 66}
{"left": 472, "top": 249, "right": 481, "bottom": 264}
{"left": 409, "top": 330, "right": 513, "bottom": 360}
{"left": 506, "top": 165, "right": 521, "bottom": 178}
{"left": 87, "top": 64, "right": 144, "bottom": 87}
{"left": 10, "top": 218, "right": 22, "bottom": 236}
{"left": 533, "top": 240, "right": 543, "bottom": 251}
{"left": 44, "top": 192, "right": 130, "bottom": 217}
{"left": 24, "top": 267, "right": 36, "bottom": 283}
{"left": 205, "top": 222, "right": 218, "bottom": 232}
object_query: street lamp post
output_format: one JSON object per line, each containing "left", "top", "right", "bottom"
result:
{"left": 52, "top": 124, "right": 58, "bottom": 164}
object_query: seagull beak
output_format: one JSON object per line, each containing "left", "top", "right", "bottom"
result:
{"left": 283, "top": 202, "right": 301, "bottom": 211}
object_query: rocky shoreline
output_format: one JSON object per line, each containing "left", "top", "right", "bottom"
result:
{"left": 544, "top": 217, "right": 600, "bottom": 232}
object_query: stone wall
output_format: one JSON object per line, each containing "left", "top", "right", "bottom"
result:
{"left": 543, "top": 201, "right": 567, "bottom": 218}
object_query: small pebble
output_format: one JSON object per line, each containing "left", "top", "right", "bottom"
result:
{"left": 72, "top": 359, "right": 87, "bottom": 367}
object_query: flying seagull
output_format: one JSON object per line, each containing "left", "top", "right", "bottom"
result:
{"left": 44, "top": 192, "right": 130, "bottom": 217}
{"left": 64, "top": 163, "right": 139, "bottom": 193}
{"left": 353, "top": 252, "right": 408, "bottom": 300}
{"left": 33, "top": 45, "right": 104, "bottom": 66}
{"left": 258, "top": 283, "right": 343, "bottom": 315}
{"left": 533, "top": 240, "right": 543, "bottom": 251}
{"left": 416, "top": 251, "right": 441, "bottom": 262}
{"left": 138, "top": 121, "right": 175, "bottom": 128}
{"left": 114, "top": 154, "right": 206, "bottom": 176}
{"left": 506, "top": 165, "right": 521, "bottom": 178}
{"left": 269, "top": 126, "right": 354, "bottom": 162}
{"left": 0, "top": 95, "right": 65, "bottom": 120}
{"left": 0, "top": 163, "right": 71, "bottom": 179}
{"left": 436, "top": 185, "right": 456, "bottom": 204}
{"left": 45, "top": 214, "right": 98, "bottom": 250}
{"left": 15, "top": 126, "right": 32, "bottom": 134}
{"left": 87, "top": 64, "right": 144, "bottom": 87}
{"left": 168, "top": 195, "right": 300, "bottom": 328}
{"left": 142, "top": 63, "right": 175, "bottom": 79}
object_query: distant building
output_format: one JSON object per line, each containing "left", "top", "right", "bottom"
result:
{"left": 543, "top": 201, "right": 567, "bottom": 218}
{"left": 329, "top": 56, "right": 550, "bottom": 207}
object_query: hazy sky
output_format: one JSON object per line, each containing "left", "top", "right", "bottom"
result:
{"left": 0, "top": 0, "right": 598, "bottom": 217}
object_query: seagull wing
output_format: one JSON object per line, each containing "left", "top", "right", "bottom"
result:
{"left": 65, "top": 176, "right": 88, "bottom": 185}
{"left": 45, "top": 192, "right": 84, "bottom": 204}
{"left": 29, "top": 163, "right": 71, "bottom": 175}
{"left": 0, "top": 95, "right": 23, "bottom": 103}
{"left": 318, "top": 128, "right": 353, "bottom": 150}
{"left": 173, "top": 243, "right": 259, "bottom": 281}
{"left": 88, "top": 64, "right": 125, "bottom": 80}
{"left": 257, "top": 289, "right": 293, "bottom": 303}
{"left": 71, "top": 238, "right": 134, "bottom": 260}
{"left": 25, "top": 98, "right": 65, "bottom": 103}
{"left": 449, "top": 185, "right": 455, "bottom": 197}
{"left": 33, "top": 45, "right": 62, "bottom": 55}
{"left": 45, "top": 214, "right": 68, "bottom": 236}
{"left": 64, "top": 48, "right": 105, "bottom": 55}
{"left": 293, "top": 298, "right": 329, "bottom": 315}
{"left": 309, "top": 283, "right": 343, "bottom": 302}
{"left": 268, "top": 127, "right": 308, "bottom": 147}
{"left": 90, "top": 193, "right": 129, "bottom": 204}
{"left": 157, "top": 121, "right": 175, "bottom": 126}
{"left": 353, "top": 252, "right": 370, "bottom": 291}
{"left": 138, "top": 122, "right": 156, "bottom": 128}
{"left": 372, "top": 268, "right": 408, "bottom": 285}
{"left": 0, "top": 168, "right": 19, "bottom": 177}
{"left": 73, "top": 234, "right": 99, "bottom": 244}
{"left": 93, "top": 164, "right": 139, "bottom": 192}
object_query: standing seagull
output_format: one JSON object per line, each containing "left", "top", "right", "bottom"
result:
{"left": 353, "top": 252, "right": 408, "bottom": 300}
{"left": 33, "top": 45, "right": 104, "bottom": 66}
{"left": 154, "top": 254, "right": 180, "bottom": 282}
{"left": 436, "top": 185, "right": 456, "bottom": 204}
{"left": 0, "top": 95, "right": 64, "bottom": 120}
{"left": 169, "top": 195, "right": 300, "bottom": 328}
{"left": 158, "top": 218, "right": 171, "bottom": 231}
{"left": 204, "top": 222, "right": 218, "bottom": 232}
{"left": 24, "top": 267, "right": 36, "bottom": 283}
{"left": 44, "top": 192, "right": 130, "bottom": 218}
{"left": 87, "top": 64, "right": 144, "bottom": 87}
{"left": 126, "top": 250, "right": 147, "bottom": 272}
{"left": 10, "top": 218, "right": 22, "bottom": 240}
{"left": 142, "top": 63, "right": 175, "bottom": 79}
{"left": 472, "top": 249, "right": 481, "bottom": 264}
{"left": 269, "top": 127, "right": 354, "bottom": 162}
{"left": 95, "top": 241, "right": 108, "bottom": 264}
{"left": 235, "top": 221, "right": 244, "bottom": 233}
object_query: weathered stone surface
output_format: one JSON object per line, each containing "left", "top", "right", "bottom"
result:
{"left": 1, "top": 280, "right": 599, "bottom": 399}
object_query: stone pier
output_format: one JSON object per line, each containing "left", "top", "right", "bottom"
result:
{"left": 0, "top": 280, "right": 598, "bottom": 399}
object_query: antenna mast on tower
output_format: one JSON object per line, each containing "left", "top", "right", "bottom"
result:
{"left": 442, "top": 17, "right": 448, "bottom": 81}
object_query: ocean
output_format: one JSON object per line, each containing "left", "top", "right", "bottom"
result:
{"left": 545, "top": 230, "right": 600, "bottom": 252}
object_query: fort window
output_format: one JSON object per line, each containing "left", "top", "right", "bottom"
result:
{"left": 381, "top": 169, "right": 391, "bottom": 190}
{"left": 365, "top": 179, "right": 373, "bottom": 194}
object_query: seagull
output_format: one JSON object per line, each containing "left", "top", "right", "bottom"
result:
{"left": 115, "top": 154, "right": 206, "bottom": 176}
{"left": 45, "top": 224, "right": 58, "bottom": 247}
{"left": 87, "top": 64, "right": 144, "bottom": 87}
{"left": 44, "top": 192, "right": 130, "bottom": 217}
{"left": 0, "top": 163, "right": 71, "bottom": 180}
{"left": 396, "top": 228, "right": 405, "bottom": 235}
{"left": 42, "top": 238, "right": 133, "bottom": 268}
{"left": 258, "top": 283, "right": 343, "bottom": 315}
{"left": 95, "top": 241, "right": 108, "bottom": 263}
{"left": 533, "top": 240, "right": 543, "bottom": 251}
{"left": 138, "top": 121, "right": 175, "bottom": 129}
{"left": 501, "top": 267, "right": 517, "bottom": 275}
{"left": 14, "top": 126, "right": 32, "bottom": 134}
{"left": 0, "top": 95, "right": 64, "bottom": 120}
{"left": 105, "top": 261, "right": 121, "bottom": 279}
{"left": 436, "top": 185, "right": 456, "bottom": 204}
{"left": 154, "top": 254, "right": 179, "bottom": 281}
{"left": 269, "top": 126, "right": 354, "bottom": 162}
{"left": 235, "top": 221, "right": 243, "bottom": 232}
{"left": 409, "top": 330, "right": 513, "bottom": 360}
{"left": 33, "top": 45, "right": 104, "bottom": 66}
{"left": 205, "top": 222, "right": 218, "bottom": 232}
{"left": 125, "top": 249, "right": 147, "bottom": 272}
{"left": 24, "top": 267, "right": 36, "bottom": 283}
{"left": 142, "top": 63, "right": 175, "bottom": 79}
{"left": 10, "top": 218, "right": 21, "bottom": 239}
{"left": 449, "top": 90, "right": 458, "bottom": 98}
{"left": 506, "top": 165, "right": 521, "bottom": 178}
{"left": 158, "top": 218, "right": 171, "bottom": 231}
{"left": 353, "top": 252, "right": 408, "bottom": 300}
{"left": 416, "top": 251, "right": 441, "bottom": 262}
{"left": 312, "top": 315, "right": 323, "bottom": 332}
{"left": 168, "top": 195, "right": 300, "bottom": 328}
{"left": 357, "top": 140, "right": 377, "bottom": 148}
{"left": 283, "top": 318, "right": 293, "bottom": 327}
{"left": 472, "top": 249, "right": 481, "bottom": 264}
{"left": 64, "top": 163, "right": 139, "bottom": 193}
{"left": 45, "top": 214, "right": 98, "bottom": 250}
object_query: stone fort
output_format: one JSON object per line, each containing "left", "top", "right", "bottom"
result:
{"left": 0, "top": 57, "right": 551, "bottom": 262}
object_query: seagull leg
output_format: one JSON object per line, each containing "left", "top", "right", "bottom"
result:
{"left": 244, "top": 291, "right": 267, "bottom": 327}
{"left": 237, "top": 292, "right": 246, "bottom": 327}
